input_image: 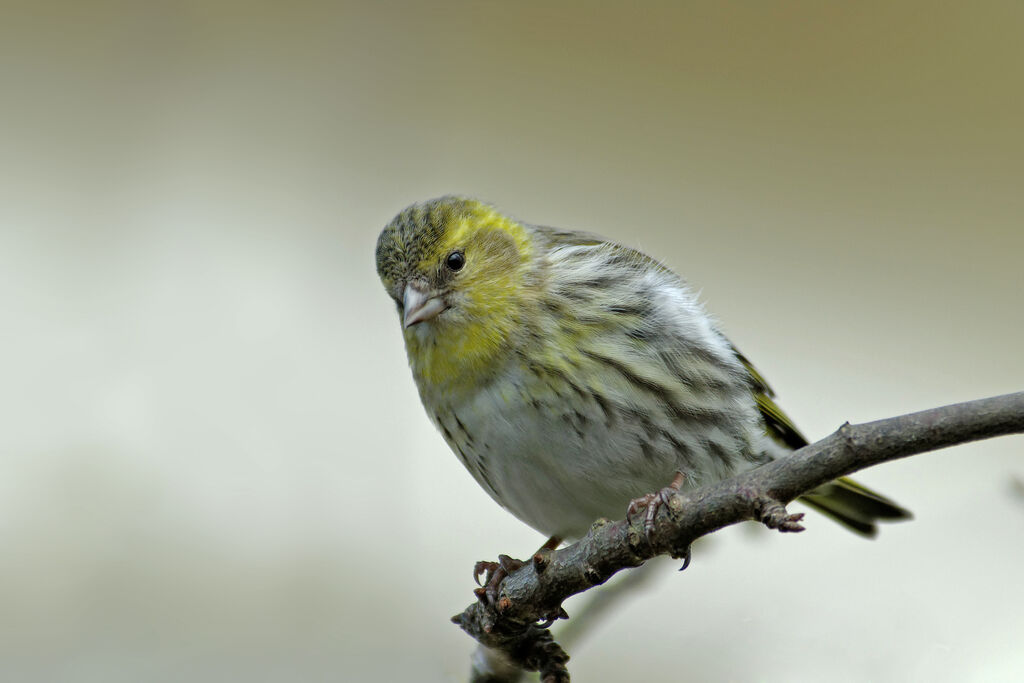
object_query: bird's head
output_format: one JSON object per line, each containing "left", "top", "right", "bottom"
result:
{"left": 375, "top": 196, "right": 538, "bottom": 390}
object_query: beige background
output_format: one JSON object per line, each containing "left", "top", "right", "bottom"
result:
{"left": 2, "top": 1, "right": 1022, "bottom": 681}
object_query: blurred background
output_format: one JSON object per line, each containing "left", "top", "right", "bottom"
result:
{"left": 2, "top": 1, "right": 1022, "bottom": 681}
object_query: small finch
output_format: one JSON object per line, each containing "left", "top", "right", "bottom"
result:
{"left": 375, "top": 196, "right": 909, "bottom": 548}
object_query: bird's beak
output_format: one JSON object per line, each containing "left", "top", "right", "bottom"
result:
{"left": 403, "top": 283, "right": 448, "bottom": 328}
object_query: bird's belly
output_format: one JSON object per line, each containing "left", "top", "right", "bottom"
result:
{"left": 431, "top": 377, "right": 750, "bottom": 539}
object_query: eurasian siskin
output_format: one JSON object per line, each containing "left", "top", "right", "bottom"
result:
{"left": 375, "top": 196, "right": 909, "bottom": 543}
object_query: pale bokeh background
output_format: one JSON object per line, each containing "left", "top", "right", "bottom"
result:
{"left": 2, "top": 1, "right": 1022, "bottom": 681}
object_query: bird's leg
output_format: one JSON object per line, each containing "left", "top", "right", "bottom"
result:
{"left": 626, "top": 471, "right": 685, "bottom": 539}
{"left": 474, "top": 535, "right": 562, "bottom": 605}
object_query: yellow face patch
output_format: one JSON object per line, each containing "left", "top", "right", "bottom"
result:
{"left": 412, "top": 200, "right": 533, "bottom": 272}
{"left": 399, "top": 200, "right": 537, "bottom": 394}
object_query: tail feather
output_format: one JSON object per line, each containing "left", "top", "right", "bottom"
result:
{"left": 798, "top": 477, "right": 912, "bottom": 537}
{"left": 735, "top": 351, "right": 913, "bottom": 537}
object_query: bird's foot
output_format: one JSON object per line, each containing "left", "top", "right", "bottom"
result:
{"left": 473, "top": 555, "right": 524, "bottom": 605}
{"left": 472, "top": 536, "right": 563, "bottom": 606}
{"left": 756, "top": 498, "right": 805, "bottom": 532}
{"left": 472, "top": 560, "right": 499, "bottom": 587}
{"left": 626, "top": 471, "right": 686, "bottom": 540}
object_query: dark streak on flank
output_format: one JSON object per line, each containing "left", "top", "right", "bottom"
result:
{"left": 605, "top": 302, "right": 650, "bottom": 317}
{"left": 541, "top": 299, "right": 565, "bottom": 315}
{"left": 575, "top": 314, "right": 610, "bottom": 327}
{"left": 474, "top": 456, "right": 500, "bottom": 500}
{"left": 660, "top": 428, "right": 697, "bottom": 469}
{"left": 705, "top": 438, "right": 737, "bottom": 470}
{"left": 453, "top": 413, "right": 474, "bottom": 446}
{"left": 440, "top": 422, "right": 454, "bottom": 442}
{"left": 561, "top": 413, "right": 584, "bottom": 440}
{"left": 621, "top": 406, "right": 657, "bottom": 441}
{"left": 528, "top": 358, "right": 588, "bottom": 402}
{"left": 658, "top": 350, "right": 736, "bottom": 393}
{"left": 625, "top": 327, "right": 653, "bottom": 342}
{"left": 452, "top": 442, "right": 470, "bottom": 467}
{"left": 579, "top": 275, "right": 622, "bottom": 290}
{"left": 590, "top": 390, "right": 614, "bottom": 427}
{"left": 569, "top": 410, "right": 588, "bottom": 439}
{"left": 580, "top": 348, "right": 731, "bottom": 426}
{"left": 679, "top": 340, "right": 736, "bottom": 371}
{"left": 581, "top": 349, "right": 674, "bottom": 405}
{"left": 557, "top": 288, "right": 589, "bottom": 302}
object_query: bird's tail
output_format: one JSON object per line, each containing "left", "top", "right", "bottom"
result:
{"left": 738, "top": 355, "right": 913, "bottom": 536}
{"left": 797, "top": 477, "right": 912, "bottom": 537}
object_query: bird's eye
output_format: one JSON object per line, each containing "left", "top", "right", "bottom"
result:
{"left": 445, "top": 250, "right": 465, "bottom": 272}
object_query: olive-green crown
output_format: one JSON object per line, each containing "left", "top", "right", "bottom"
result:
{"left": 375, "top": 196, "right": 493, "bottom": 283}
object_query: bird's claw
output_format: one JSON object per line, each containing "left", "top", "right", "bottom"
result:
{"left": 472, "top": 554, "right": 524, "bottom": 605}
{"left": 757, "top": 499, "right": 806, "bottom": 533}
{"left": 535, "top": 606, "right": 570, "bottom": 629}
{"left": 625, "top": 471, "right": 686, "bottom": 541}
{"left": 473, "top": 560, "right": 500, "bottom": 587}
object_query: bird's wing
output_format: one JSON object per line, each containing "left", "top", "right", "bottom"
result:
{"left": 538, "top": 224, "right": 805, "bottom": 453}
{"left": 730, "top": 345, "right": 810, "bottom": 450}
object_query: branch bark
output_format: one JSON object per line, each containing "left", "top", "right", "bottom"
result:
{"left": 451, "top": 391, "right": 1024, "bottom": 682}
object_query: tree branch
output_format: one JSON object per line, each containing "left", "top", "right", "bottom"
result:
{"left": 451, "top": 391, "right": 1024, "bottom": 682}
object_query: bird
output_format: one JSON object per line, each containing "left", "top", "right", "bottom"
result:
{"left": 375, "top": 195, "right": 910, "bottom": 563}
